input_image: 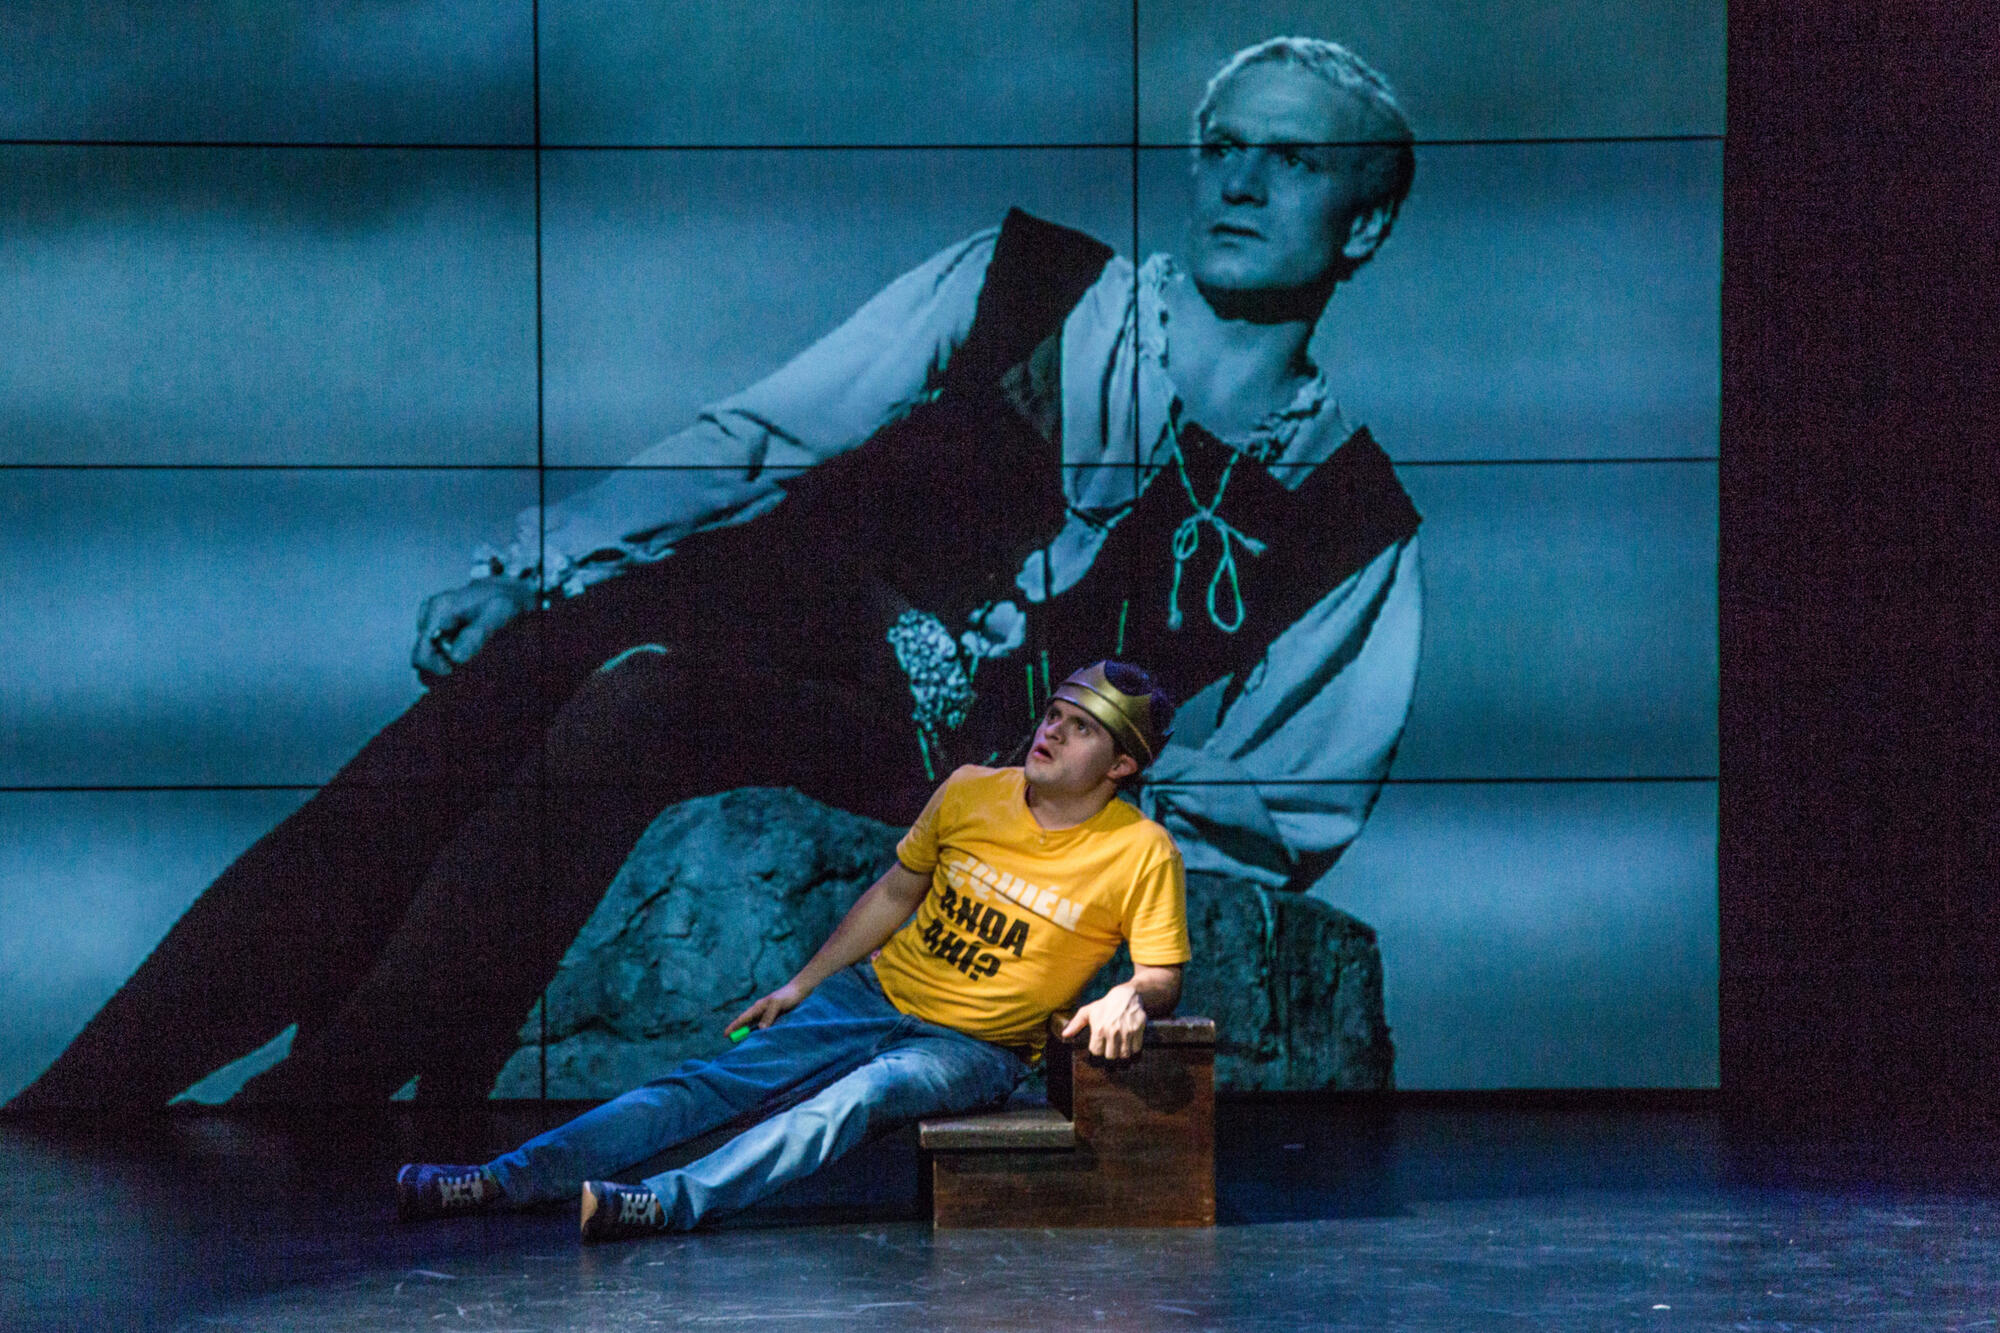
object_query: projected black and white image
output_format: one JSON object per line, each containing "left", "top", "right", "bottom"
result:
{"left": 1, "top": 0, "right": 1721, "bottom": 1108}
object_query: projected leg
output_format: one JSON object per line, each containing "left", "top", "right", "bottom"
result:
{"left": 245, "top": 649, "right": 921, "bottom": 1104}
{"left": 10, "top": 572, "right": 681, "bottom": 1111}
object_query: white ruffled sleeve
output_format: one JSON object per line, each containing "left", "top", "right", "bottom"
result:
{"left": 477, "top": 229, "right": 999, "bottom": 595}
{"left": 1141, "top": 535, "right": 1424, "bottom": 888}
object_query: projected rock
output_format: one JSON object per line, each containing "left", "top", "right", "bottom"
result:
{"left": 1084, "top": 876, "right": 1395, "bottom": 1092}
{"left": 492, "top": 788, "right": 1392, "bottom": 1097}
{"left": 489, "top": 787, "right": 896, "bottom": 1100}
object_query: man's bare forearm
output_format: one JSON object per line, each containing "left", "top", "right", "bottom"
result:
{"left": 1118, "top": 962, "right": 1182, "bottom": 1018}
{"left": 787, "top": 861, "right": 931, "bottom": 993}
{"left": 1061, "top": 963, "right": 1184, "bottom": 1059}
{"left": 726, "top": 862, "right": 931, "bottom": 1034}
{"left": 1104, "top": 956, "right": 1176, "bottom": 1016}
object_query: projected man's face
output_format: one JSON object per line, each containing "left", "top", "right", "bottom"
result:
{"left": 1188, "top": 60, "right": 1385, "bottom": 300}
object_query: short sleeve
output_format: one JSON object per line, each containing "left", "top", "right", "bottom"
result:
{"left": 1124, "top": 844, "right": 1191, "bottom": 967}
{"left": 895, "top": 773, "right": 956, "bottom": 875}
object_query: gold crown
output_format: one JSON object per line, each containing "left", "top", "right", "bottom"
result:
{"left": 1051, "top": 661, "right": 1168, "bottom": 764}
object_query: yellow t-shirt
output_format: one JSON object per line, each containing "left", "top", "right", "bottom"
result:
{"left": 873, "top": 765, "right": 1189, "bottom": 1049}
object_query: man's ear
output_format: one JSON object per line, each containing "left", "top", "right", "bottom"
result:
{"left": 1341, "top": 201, "right": 1395, "bottom": 263}
{"left": 1107, "top": 753, "right": 1141, "bottom": 784}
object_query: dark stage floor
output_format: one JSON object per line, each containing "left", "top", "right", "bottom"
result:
{"left": 6, "top": 1099, "right": 1998, "bottom": 1331}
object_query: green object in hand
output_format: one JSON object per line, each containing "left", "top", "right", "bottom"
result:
{"left": 728, "top": 1026, "right": 751, "bottom": 1043}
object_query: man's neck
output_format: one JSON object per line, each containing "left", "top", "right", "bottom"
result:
{"left": 1022, "top": 777, "right": 1119, "bottom": 832}
{"left": 1161, "top": 264, "right": 1327, "bottom": 439}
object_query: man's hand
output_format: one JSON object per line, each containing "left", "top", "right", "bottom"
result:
{"left": 726, "top": 981, "right": 810, "bottom": 1036}
{"left": 412, "top": 577, "right": 538, "bottom": 679}
{"left": 1060, "top": 982, "right": 1150, "bottom": 1060}
{"left": 1058, "top": 963, "right": 1181, "bottom": 1060}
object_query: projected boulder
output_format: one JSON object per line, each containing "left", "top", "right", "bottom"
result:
{"left": 491, "top": 787, "right": 1392, "bottom": 1097}
{"left": 1086, "top": 875, "right": 1394, "bottom": 1092}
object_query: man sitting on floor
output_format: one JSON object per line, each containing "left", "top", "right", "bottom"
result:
{"left": 396, "top": 661, "right": 1188, "bottom": 1241}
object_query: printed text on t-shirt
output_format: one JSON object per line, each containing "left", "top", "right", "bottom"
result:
{"left": 938, "top": 850, "right": 1084, "bottom": 932}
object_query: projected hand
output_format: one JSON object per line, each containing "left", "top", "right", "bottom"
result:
{"left": 412, "top": 578, "right": 538, "bottom": 679}
{"left": 727, "top": 981, "right": 808, "bottom": 1036}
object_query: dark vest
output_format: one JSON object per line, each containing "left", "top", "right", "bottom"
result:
{"left": 1033, "top": 419, "right": 1419, "bottom": 739}
{"left": 631, "top": 209, "right": 1421, "bottom": 772}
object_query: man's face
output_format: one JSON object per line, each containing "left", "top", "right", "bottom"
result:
{"left": 1024, "top": 699, "right": 1135, "bottom": 796}
{"left": 1187, "top": 60, "right": 1384, "bottom": 298}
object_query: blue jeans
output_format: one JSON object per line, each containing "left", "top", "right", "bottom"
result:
{"left": 482, "top": 963, "right": 1025, "bottom": 1229}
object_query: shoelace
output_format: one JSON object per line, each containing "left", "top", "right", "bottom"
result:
{"left": 1163, "top": 416, "right": 1266, "bottom": 635}
{"left": 436, "top": 1170, "right": 486, "bottom": 1210}
{"left": 617, "top": 1190, "right": 661, "bottom": 1226}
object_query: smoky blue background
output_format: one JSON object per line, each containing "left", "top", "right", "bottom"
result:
{"left": 0, "top": 1, "right": 1722, "bottom": 1098}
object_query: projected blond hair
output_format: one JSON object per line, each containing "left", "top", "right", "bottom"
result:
{"left": 1193, "top": 36, "right": 1417, "bottom": 221}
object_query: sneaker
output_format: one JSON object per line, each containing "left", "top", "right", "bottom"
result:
{"left": 396, "top": 1164, "right": 498, "bottom": 1221}
{"left": 579, "top": 1180, "right": 667, "bottom": 1242}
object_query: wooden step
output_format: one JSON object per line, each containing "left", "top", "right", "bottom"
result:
{"left": 922, "top": 1015, "right": 1216, "bottom": 1228}
{"left": 918, "top": 1104, "right": 1075, "bottom": 1151}
{"left": 1106, "top": 1016, "right": 1215, "bottom": 1046}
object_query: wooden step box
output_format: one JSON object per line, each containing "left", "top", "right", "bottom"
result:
{"left": 919, "top": 1015, "right": 1215, "bottom": 1228}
